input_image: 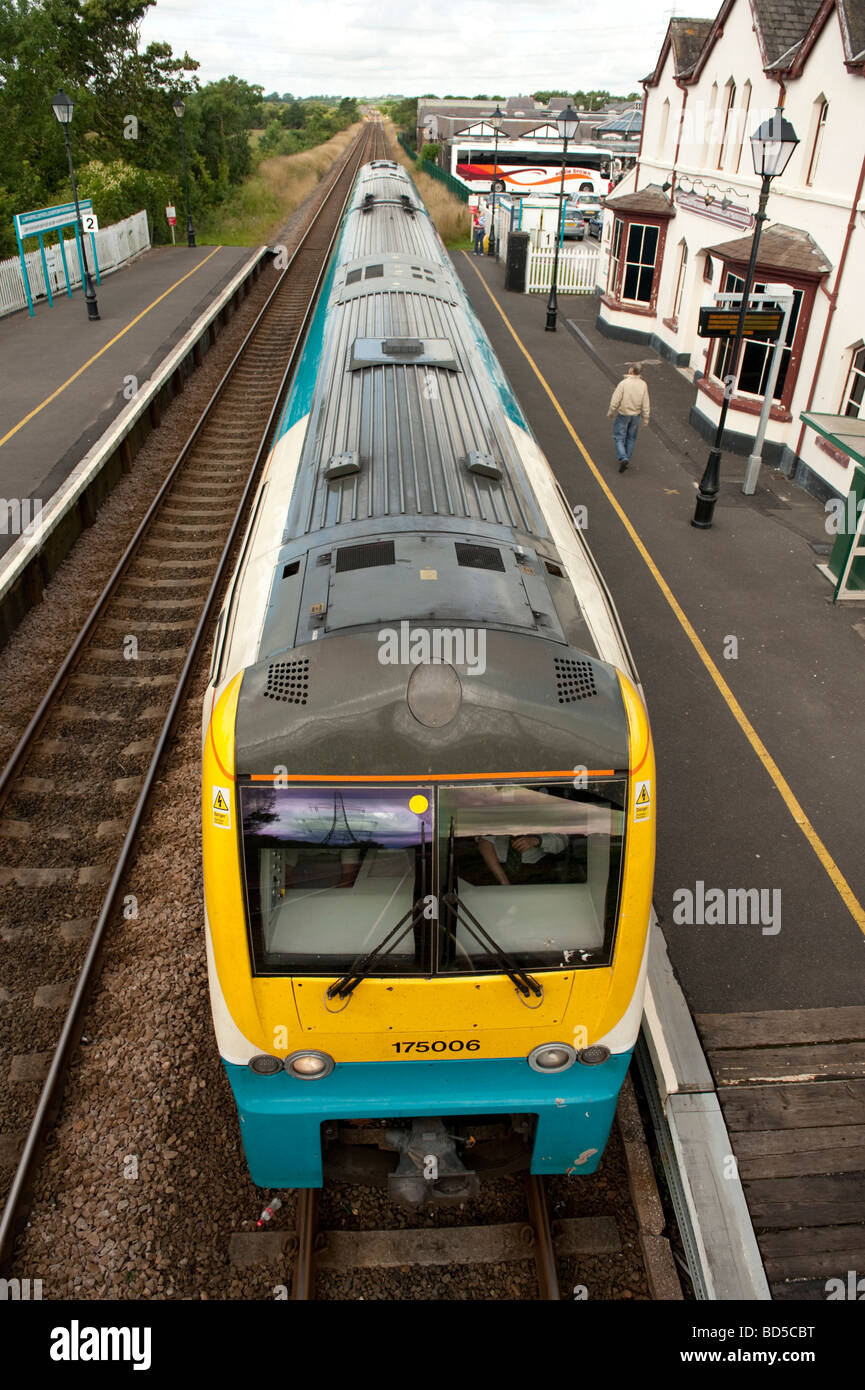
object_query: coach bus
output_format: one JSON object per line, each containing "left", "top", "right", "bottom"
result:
{"left": 450, "top": 140, "right": 613, "bottom": 198}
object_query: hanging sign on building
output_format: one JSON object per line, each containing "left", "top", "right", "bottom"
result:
{"left": 674, "top": 188, "right": 754, "bottom": 231}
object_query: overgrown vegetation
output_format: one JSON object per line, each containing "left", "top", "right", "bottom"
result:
{"left": 384, "top": 120, "right": 470, "bottom": 248}
{"left": 0, "top": 0, "right": 360, "bottom": 257}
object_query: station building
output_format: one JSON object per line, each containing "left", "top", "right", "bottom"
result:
{"left": 595, "top": 0, "right": 865, "bottom": 501}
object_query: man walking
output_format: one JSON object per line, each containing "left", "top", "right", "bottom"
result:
{"left": 608, "top": 364, "right": 650, "bottom": 472}
{"left": 472, "top": 208, "right": 484, "bottom": 255}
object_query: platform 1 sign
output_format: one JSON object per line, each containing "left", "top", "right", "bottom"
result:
{"left": 697, "top": 307, "right": 783, "bottom": 339}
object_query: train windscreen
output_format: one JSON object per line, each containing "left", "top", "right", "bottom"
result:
{"left": 240, "top": 779, "right": 625, "bottom": 976}
{"left": 438, "top": 780, "right": 626, "bottom": 972}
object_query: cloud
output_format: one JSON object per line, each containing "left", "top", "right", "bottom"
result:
{"left": 141, "top": 0, "right": 722, "bottom": 95}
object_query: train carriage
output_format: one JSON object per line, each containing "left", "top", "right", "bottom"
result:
{"left": 202, "top": 154, "right": 655, "bottom": 1206}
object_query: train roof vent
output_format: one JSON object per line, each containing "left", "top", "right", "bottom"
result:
{"left": 264, "top": 657, "right": 309, "bottom": 704}
{"left": 554, "top": 656, "right": 597, "bottom": 703}
{"left": 335, "top": 540, "right": 396, "bottom": 572}
{"left": 455, "top": 542, "right": 505, "bottom": 572}
{"left": 466, "top": 451, "right": 503, "bottom": 481}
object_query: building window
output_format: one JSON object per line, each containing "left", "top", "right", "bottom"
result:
{"left": 658, "top": 98, "right": 670, "bottom": 157}
{"left": 703, "top": 254, "right": 713, "bottom": 283}
{"left": 734, "top": 82, "right": 752, "bottom": 174}
{"left": 713, "top": 273, "right": 803, "bottom": 400}
{"left": 608, "top": 218, "right": 623, "bottom": 294}
{"left": 806, "top": 99, "right": 828, "bottom": 187}
{"left": 672, "top": 242, "right": 688, "bottom": 320}
{"left": 718, "top": 82, "right": 736, "bottom": 170}
{"left": 622, "top": 223, "right": 659, "bottom": 303}
{"left": 842, "top": 345, "right": 865, "bottom": 417}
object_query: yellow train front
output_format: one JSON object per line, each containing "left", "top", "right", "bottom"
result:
{"left": 201, "top": 158, "right": 655, "bottom": 1205}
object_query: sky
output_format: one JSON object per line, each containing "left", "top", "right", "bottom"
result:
{"left": 139, "top": 0, "right": 723, "bottom": 98}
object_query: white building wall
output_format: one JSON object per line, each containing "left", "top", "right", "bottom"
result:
{"left": 598, "top": 0, "right": 865, "bottom": 498}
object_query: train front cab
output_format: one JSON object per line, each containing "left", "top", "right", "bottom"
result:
{"left": 202, "top": 670, "right": 654, "bottom": 1193}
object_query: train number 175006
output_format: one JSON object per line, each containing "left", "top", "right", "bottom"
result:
{"left": 391, "top": 1039, "right": 481, "bottom": 1054}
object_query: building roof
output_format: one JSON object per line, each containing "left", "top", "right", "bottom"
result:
{"left": 751, "top": 0, "right": 824, "bottom": 66}
{"left": 707, "top": 223, "right": 833, "bottom": 275}
{"left": 603, "top": 184, "right": 676, "bottom": 217}
{"left": 643, "top": 16, "right": 715, "bottom": 84}
{"left": 596, "top": 109, "right": 643, "bottom": 135}
{"left": 834, "top": 0, "right": 865, "bottom": 63}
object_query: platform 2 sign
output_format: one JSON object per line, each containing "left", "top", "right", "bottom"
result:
{"left": 697, "top": 307, "right": 783, "bottom": 339}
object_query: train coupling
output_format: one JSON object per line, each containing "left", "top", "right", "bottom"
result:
{"left": 384, "top": 1118, "right": 479, "bottom": 1210}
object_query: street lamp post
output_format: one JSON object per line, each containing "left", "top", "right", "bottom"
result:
{"left": 172, "top": 96, "right": 196, "bottom": 248}
{"left": 691, "top": 109, "right": 798, "bottom": 528}
{"left": 545, "top": 104, "right": 579, "bottom": 332}
{"left": 486, "top": 105, "right": 504, "bottom": 257}
{"left": 50, "top": 90, "right": 100, "bottom": 321}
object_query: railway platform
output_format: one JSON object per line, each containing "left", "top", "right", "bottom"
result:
{"left": 454, "top": 250, "right": 865, "bottom": 1299}
{"left": 0, "top": 243, "right": 261, "bottom": 564}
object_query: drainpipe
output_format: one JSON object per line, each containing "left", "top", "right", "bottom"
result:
{"left": 633, "top": 81, "right": 648, "bottom": 192}
{"left": 791, "top": 144, "right": 865, "bottom": 466}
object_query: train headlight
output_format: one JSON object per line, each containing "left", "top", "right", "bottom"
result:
{"left": 285, "top": 1050, "right": 334, "bottom": 1079}
{"left": 577, "top": 1045, "right": 611, "bottom": 1066}
{"left": 248, "top": 1054, "right": 283, "bottom": 1075}
{"left": 527, "top": 1043, "right": 577, "bottom": 1073}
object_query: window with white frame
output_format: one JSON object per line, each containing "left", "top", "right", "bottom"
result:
{"left": 713, "top": 272, "right": 803, "bottom": 400}
{"left": 718, "top": 82, "right": 736, "bottom": 170}
{"left": 806, "top": 99, "right": 828, "bottom": 187}
{"left": 734, "top": 81, "right": 752, "bottom": 173}
{"left": 608, "top": 218, "right": 623, "bottom": 294}
{"left": 672, "top": 241, "right": 688, "bottom": 320}
{"left": 621, "top": 223, "right": 659, "bottom": 303}
{"left": 842, "top": 345, "right": 865, "bottom": 417}
{"left": 658, "top": 98, "right": 670, "bottom": 158}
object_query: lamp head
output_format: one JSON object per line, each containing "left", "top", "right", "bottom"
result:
{"left": 557, "top": 103, "right": 579, "bottom": 141}
{"left": 51, "top": 90, "right": 74, "bottom": 126}
{"left": 750, "top": 108, "right": 799, "bottom": 178}
{"left": 172, "top": 95, "right": 186, "bottom": 120}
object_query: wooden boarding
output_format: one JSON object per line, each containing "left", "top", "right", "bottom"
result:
{"left": 696, "top": 1007, "right": 865, "bottom": 1300}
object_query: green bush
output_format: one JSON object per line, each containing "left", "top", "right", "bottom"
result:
{"left": 76, "top": 159, "right": 175, "bottom": 241}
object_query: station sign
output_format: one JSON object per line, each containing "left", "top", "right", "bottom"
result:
{"left": 697, "top": 306, "right": 784, "bottom": 339}
{"left": 14, "top": 200, "right": 94, "bottom": 240}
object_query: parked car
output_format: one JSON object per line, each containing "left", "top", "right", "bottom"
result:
{"left": 562, "top": 207, "right": 586, "bottom": 240}
{"left": 587, "top": 213, "right": 604, "bottom": 239}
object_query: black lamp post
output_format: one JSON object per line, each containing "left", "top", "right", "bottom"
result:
{"left": 691, "top": 108, "right": 799, "bottom": 528}
{"left": 545, "top": 104, "right": 579, "bottom": 331}
{"left": 173, "top": 95, "right": 196, "bottom": 248}
{"left": 51, "top": 89, "right": 100, "bottom": 321}
{"left": 486, "top": 104, "right": 504, "bottom": 257}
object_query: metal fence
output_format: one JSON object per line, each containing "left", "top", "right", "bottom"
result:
{"left": 525, "top": 243, "right": 600, "bottom": 295}
{"left": 0, "top": 210, "right": 150, "bottom": 318}
{"left": 418, "top": 159, "right": 470, "bottom": 203}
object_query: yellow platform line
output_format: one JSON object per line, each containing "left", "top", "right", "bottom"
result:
{"left": 0, "top": 245, "right": 223, "bottom": 451}
{"left": 462, "top": 250, "right": 865, "bottom": 937}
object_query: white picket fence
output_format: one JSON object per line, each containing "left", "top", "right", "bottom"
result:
{"left": 525, "top": 244, "right": 600, "bottom": 294}
{"left": 0, "top": 210, "right": 150, "bottom": 318}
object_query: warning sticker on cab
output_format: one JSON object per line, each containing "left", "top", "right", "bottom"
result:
{"left": 212, "top": 786, "right": 231, "bottom": 829}
{"left": 633, "top": 780, "right": 651, "bottom": 823}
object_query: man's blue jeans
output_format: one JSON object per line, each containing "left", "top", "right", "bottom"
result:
{"left": 613, "top": 414, "right": 640, "bottom": 463}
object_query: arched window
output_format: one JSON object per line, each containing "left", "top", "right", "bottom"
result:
{"left": 658, "top": 98, "right": 670, "bottom": 158}
{"left": 806, "top": 98, "right": 828, "bottom": 187}
{"left": 718, "top": 81, "right": 736, "bottom": 170}
{"left": 734, "top": 81, "right": 751, "bottom": 173}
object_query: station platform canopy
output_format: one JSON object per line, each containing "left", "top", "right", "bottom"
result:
{"left": 800, "top": 411, "right": 865, "bottom": 467}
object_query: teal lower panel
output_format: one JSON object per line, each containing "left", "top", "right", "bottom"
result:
{"left": 224, "top": 1052, "right": 632, "bottom": 1188}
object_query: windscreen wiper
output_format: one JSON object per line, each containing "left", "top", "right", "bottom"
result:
{"left": 441, "top": 890, "right": 542, "bottom": 999}
{"left": 326, "top": 896, "right": 428, "bottom": 1000}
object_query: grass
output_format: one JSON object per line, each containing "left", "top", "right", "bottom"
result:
{"left": 382, "top": 120, "right": 471, "bottom": 248}
{"left": 196, "top": 123, "right": 363, "bottom": 246}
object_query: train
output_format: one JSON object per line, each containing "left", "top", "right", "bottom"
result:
{"left": 201, "top": 149, "right": 655, "bottom": 1208}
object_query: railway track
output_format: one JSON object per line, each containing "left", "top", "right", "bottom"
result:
{"left": 0, "top": 119, "right": 386, "bottom": 1268}
{"left": 289, "top": 1174, "right": 566, "bottom": 1300}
